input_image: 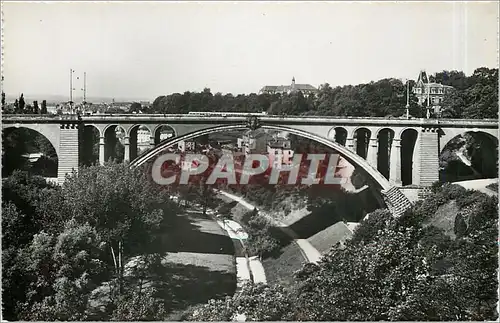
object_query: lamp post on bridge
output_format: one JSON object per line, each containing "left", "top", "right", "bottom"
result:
{"left": 404, "top": 78, "right": 410, "bottom": 119}
{"left": 80, "top": 72, "right": 87, "bottom": 112}
{"left": 69, "top": 69, "right": 75, "bottom": 111}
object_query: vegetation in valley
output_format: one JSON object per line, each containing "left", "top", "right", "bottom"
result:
{"left": 185, "top": 183, "right": 499, "bottom": 321}
{"left": 2, "top": 164, "right": 183, "bottom": 321}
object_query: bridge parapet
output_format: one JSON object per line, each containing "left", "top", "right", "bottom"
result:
{"left": 3, "top": 114, "right": 497, "bottom": 129}
{"left": 2, "top": 114, "right": 80, "bottom": 123}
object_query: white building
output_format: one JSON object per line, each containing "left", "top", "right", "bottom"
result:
{"left": 137, "top": 127, "right": 151, "bottom": 144}
{"left": 159, "top": 132, "right": 174, "bottom": 141}
{"left": 178, "top": 140, "right": 196, "bottom": 152}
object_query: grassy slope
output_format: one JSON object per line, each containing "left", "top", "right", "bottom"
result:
{"left": 158, "top": 211, "right": 237, "bottom": 318}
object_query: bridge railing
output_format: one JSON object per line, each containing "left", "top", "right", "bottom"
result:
{"left": 2, "top": 113, "right": 498, "bottom": 127}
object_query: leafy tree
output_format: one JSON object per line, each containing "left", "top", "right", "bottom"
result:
{"left": 14, "top": 98, "right": 19, "bottom": 113}
{"left": 19, "top": 93, "right": 25, "bottom": 113}
{"left": 2, "top": 164, "right": 181, "bottom": 321}
{"left": 186, "top": 283, "right": 296, "bottom": 321}
{"left": 61, "top": 163, "right": 176, "bottom": 291}
{"left": 129, "top": 102, "right": 142, "bottom": 113}
{"left": 33, "top": 101, "right": 39, "bottom": 114}
{"left": 1, "top": 91, "right": 5, "bottom": 109}
{"left": 41, "top": 100, "right": 48, "bottom": 114}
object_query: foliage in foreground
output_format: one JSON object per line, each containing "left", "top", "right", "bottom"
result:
{"left": 188, "top": 184, "right": 498, "bottom": 321}
{"left": 2, "top": 164, "right": 178, "bottom": 321}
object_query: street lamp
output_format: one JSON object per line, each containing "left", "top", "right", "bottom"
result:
{"left": 80, "top": 72, "right": 87, "bottom": 109}
{"left": 70, "top": 69, "right": 76, "bottom": 111}
{"left": 405, "top": 79, "right": 410, "bottom": 119}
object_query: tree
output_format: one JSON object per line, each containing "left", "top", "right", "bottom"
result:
{"left": 1, "top": 91, "right": 5, "bottom": 109}
{"left": 186, "top": 283, "right": 296, "bottom": 321}
{"left": 33, "top": 101, "right": 39, "bottom": 114}
{"left": 19, "top": 93, "right": 25, "bottom": 113}
{"left": 61, "top": 163, "right": 177, "bottom": 292}
{"left": 129, "top": 102, "right": 142, "bottom": 113}
{"left": 41, "top": 100, "right": 48, "bottom": 114}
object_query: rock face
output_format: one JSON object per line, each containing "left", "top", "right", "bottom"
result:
{"left": 440, "top": 132, "right": 498, "bottom": 182}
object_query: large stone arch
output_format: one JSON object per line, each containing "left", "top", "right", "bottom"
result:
{"left": 439, "top": 128, "right": 499, "bottom": 154}
{"left": 439, "top": 130, "right": 498, "bottom": 182}
{"left": 131, "top": 124, "right": 393, "bottom": 190}
{"left": 2, "top": 124, "right": 60, "bottom": 179}
{"left": 130, "top": 124, "right": 415, "bottom": 216}
{"left": 2, "top": 123, "right": 61, "bottom": 157}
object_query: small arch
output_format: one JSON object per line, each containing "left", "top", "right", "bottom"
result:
{"left": 154, "top": 125, "right": 176, "bottom": 145}
{"left": 439, "top": 131, "right": 498, "bottom": 182}
{"left": 401, "top": 128, "right": 418, "bottom": 186}
{"left": 354, "top": 127, "right": 371, "bottom": 159}
{"left": 153, "top": 124, "right": 177, "bottom": 142}
{"left": 397, "top": 127, "right": 418, "bottom": 141}
{"left": 80, "top": 125, "right": 100, "bottom": 166}
{"left": 330, "top": 127, "right": 347, "bottom": 146}
{"left": 104, "top": 125, "right": 126, "bottom": 163}
{"left": 2, "top": 127, "right": 59, "bottom": 178}
{"left": 377, "top": 128, "right": 394, "bottom": 180}
{"left": 129, "top": 125, "right": 153, "bottom": 161}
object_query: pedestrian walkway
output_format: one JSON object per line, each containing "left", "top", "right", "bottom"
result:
{"left": 216, "top": 190, "right": 322, "bottom": 264}
{"left": 248, "top": 256, "right": 267, "bottom": 284}
{"left": 235, "top": 257, "right": 251, "bottom": 288}
{"left": 213, "top": 209, "right": 267, "bottom": 286}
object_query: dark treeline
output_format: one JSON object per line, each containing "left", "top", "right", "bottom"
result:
{"left": 147, "top": 67, "right": 498, "bottom": 119}
{"left": 2, "top": 67, "right": 497, "bottom": 119}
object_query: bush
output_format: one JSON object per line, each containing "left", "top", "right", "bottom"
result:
{"left": 239, "top": 210, "right": 281, "bottom": 258}
{"left": 350, "top": 209, "right": 393, "bottom": 245}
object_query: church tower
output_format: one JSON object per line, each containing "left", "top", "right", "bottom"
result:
{"left": 291, "top": 77, "right": 296, "bottom": 91}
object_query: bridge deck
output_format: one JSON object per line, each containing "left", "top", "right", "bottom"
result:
{"left": 2, "top": 114, "right": 498, "bottom": 128}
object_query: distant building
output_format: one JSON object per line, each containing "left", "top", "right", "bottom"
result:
{"left": 237, "top": 130, "right": 270, "bottom": 155}
{"left": 259, "top": 77, "right": 318, "bottom": 96}
{"left": 137, "top": 127, "right": 151, "bottom": 144}
{"left": 159, "top": 131, "right": 174, "bottom": 141}
{"left": 267, "top": 137, "right": 294, "bottom": 169}
{"left": 178, "top": 140, "right": 196, "bottom": 152}
{"left": 413, "top": 70, "right": 454, "bottom": 108}
{"left": 21, "top": 152, "right": 44, "bottom": 162}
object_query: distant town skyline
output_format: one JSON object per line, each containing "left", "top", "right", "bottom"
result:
{"left": 2, "top": 1, "right": 498, "bottom": 100}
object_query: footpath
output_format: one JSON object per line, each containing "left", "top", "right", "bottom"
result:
{"left": 215, "top": 218, "right": 267, "bottom": 287}
{"left": 216, "top": 190, "right": 322, "bottom": 264}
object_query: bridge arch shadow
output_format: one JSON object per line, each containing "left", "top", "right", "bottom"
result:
{"left": 2, "top": 126, "right": 59, "bottom": 178}
{"left": 439, "top": 131, "right": 498, "bottom": 183}
{"left": 401, "top": 128, "right": 418, "bottom": 186}
{"left": 80, "top": 125, "right": 100, "bottom": 166}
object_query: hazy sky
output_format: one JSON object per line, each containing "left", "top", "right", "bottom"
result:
{"left": 2, "top": 1, "right": 498, "bottom": 100}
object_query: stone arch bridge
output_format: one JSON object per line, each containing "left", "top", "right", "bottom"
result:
{"left": 2, "top": 114, "right": 498, "bottom": 216}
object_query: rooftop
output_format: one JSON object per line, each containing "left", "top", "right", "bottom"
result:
{"left": 260, "top": 78, "right": 318, "bottom": 93}
{"left": 267, "top": 138, "right": 291, "bottom": 149}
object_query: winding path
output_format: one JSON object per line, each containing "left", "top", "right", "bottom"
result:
{"left": 216, "top": 190, "right": 322, "bottom": 264}
{"left": 216, "top": 218, "right": 267, "bottom": 285}
{"left": 454, "top": 178, "right": 498, "bottom": 197}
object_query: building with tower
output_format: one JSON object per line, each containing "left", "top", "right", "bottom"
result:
{"left": 259, "top": 77, "right": 318, "bottom": 95}
{"left": 413, "top": 70, "right": 454, "bottom": 108}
